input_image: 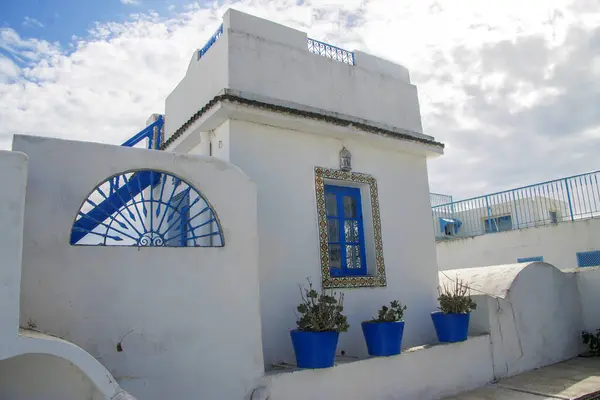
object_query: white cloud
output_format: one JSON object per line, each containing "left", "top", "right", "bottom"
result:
{"left": 0, "top": 56, "right": 20, "bottom": 82}
{"left": 121, "top": 0, "right": 141, "bottom": 4}
{"left": 1, "top": 0, "right": 600, "bottom": 199}
{"left": 22, "top": 16, "right": 45, "bottom": 29}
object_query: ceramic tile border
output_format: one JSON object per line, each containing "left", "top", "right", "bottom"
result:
{"left": 315, "top": 167, "right": 387, "bottom": 288}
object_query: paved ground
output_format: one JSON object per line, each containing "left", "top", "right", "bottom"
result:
{"left": 446, "top": 358, "right": 600, "bottom": 400}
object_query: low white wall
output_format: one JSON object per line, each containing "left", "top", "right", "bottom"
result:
{"left": 442, "top": 263, "right": 582, "bottom": 379}
{"left": 575, "top": 267, "right": 600, "bottom": 332}
{"left": 0, "top": 353, "right": 103, "bottom": 400}
{"left": 263, "top": 335, "right": 493, "bottom": 400}
{"left": 0, "top": 151, "right": 28, "bottom": 340}
{"left": 437, "top": 218, "right": 600, "bottom": 270}
{"left": 13, "top": 135, "right": 264, "bottom": 400}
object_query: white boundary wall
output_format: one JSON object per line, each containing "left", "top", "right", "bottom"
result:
{"left": 263, "top": 335, "right": 494, "bottom": 400}
{"left": 13, "top": 135, "right": 264, "bottom": 400}
{"left": 575, "top": 266, "right": 600, "bottom": 332}
{"left": 437, "top": 218, "right": 600, "bottom": 270}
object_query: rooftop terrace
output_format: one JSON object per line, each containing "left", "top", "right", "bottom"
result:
{"left": 431, "top": 169, "right": 600, "bottom": 241}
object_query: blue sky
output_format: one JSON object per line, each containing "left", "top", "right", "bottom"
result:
{"left": 1, "top": 0, "right": 185, "bottom": 53}
{"left": 1, "top": 0, "right": 600, "bottom": 199}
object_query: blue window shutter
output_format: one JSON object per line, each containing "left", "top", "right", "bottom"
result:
{"left": 324, "top": 185, "right": 367, "bottom": 277}
{"left": 517, "top": 256, "right": 543, "bottom": 263}
{"left": 577, "top": 250, "right": 600, "bottom": 268}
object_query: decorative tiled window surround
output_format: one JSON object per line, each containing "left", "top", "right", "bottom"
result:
{"left": 315, "top": 167, "right": 386, "bottom": 288}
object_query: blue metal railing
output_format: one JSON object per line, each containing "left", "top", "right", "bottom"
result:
{"left": 111, "top": 116, "right": 164, "bottom": 193}
{"left": 430, "top": 192, "right": 453, "bottom": 207}
{"left": 432, "top": 169, "right": 600, "bottom": 240}
{"left": 121, "top": 115, "right": 164, "bottom": 150}
{"left": 198, "top": 24, "right": 223, "bottom": 60}
{"left": 307, "top": 38, "right": 354, "bottom": 65}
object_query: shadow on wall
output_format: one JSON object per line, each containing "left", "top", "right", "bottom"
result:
{"left": 440, "top": 262, "right": 583, "bottom": 380}
{"left": 0, "top": 353, "right": 103, "bottom": 400}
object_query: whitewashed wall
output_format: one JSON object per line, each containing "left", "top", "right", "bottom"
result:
{"left": 13, "top": 135, "right": 264, "bottom": 400}
{"left": 263, "top": 335, "right": 493, "bottom": 400}
{"left": 166, "top": 9, "right": 426, "bottom": 140}
{"left": 226, "top": 119, "right": 440, "bottom": 366}
{"left": 0, "top": 354, "right": 103, "bottom": 400}
{"left": 437, "top": 217, "right": 600, "bottom": 270}
{"left": 442, "top": 263, "right": 582, "bottom": 379}
{"left": 0, "top": 151, "right": 28, "bottom": 340}
{"left": 575, "top": 266, "right": 600, "bottom": 332}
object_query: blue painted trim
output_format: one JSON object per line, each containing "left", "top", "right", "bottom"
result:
{"left": 565, "top": 178, "right": 574, "bottom": 221}
{"left": 577, "top": 250, "right": 600, "bottom": 268}
{"left": 512, "top": 191, "right": 520, "bottom": 228}
{"left": 517, "top": 256, "right": 544, "bottom": 263}
{"left": 485, "top": 195, "right": 492, "bottom": 234}
{"left": 324, "top": 185, "right": 367, "bottom": 277}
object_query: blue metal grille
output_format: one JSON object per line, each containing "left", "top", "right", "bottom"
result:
{"left": 307, "top": 38, "right": 354, "bottom": 65}
{"left": 198, "top": 24, "right": 223, "bottom": 60}
{"left": 517, "top": 256, "right": 544, "bottom": 263}
{"left": 70, "top": 170, "right": 224, "bottom": 247}
{"left": 577, "top": 250, "right": 600, "bottom": 268}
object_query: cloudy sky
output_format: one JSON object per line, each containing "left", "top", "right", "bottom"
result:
{"left": 1, "top": 0, "right": 599, "bottom": 199}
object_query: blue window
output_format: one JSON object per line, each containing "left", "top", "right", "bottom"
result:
{"left": 577, "top": 250, "right": 600, "bottom": 268}
{"left": 517, "top": 256, "right": 544, "bottom": 263}
{"left": 484, "top": 215, "right": 512, "bottom": 233}
{"left": 325, "top": 185, "right": 367, "bottom": 277}
{"left": 166, "top": 191, "right": 190, "bottom": 246}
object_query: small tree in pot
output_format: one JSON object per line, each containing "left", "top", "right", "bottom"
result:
{"left": 362, "top": 301, "right": 407, "bottom": 356}
{"left": 431, "top": 278, "right": 477, "bottom": 343}
{"left": 291, "top": 278, "right": 349, "bottom": 368}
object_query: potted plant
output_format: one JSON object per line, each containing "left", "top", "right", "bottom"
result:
{"left": 431, "top": 278, "right": 477, "bottom": 343}
{"left": 362, "top": 300, "right": 407, "bottom": 356}
{"left": 290, "top": 278, "right": 349, "bottom": 369}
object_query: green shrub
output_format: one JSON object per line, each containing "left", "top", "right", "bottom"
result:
{"left": 295, "top": 278, "right": 349, "bottom": 332}
{"left": 582, "top": 330, "right": 600, "bottom": 355}
{"left": 438, "top": 278, "right": 477, "bottom": 314}
{"left": 368, "top": 301, "right": 407, "bottom": 323}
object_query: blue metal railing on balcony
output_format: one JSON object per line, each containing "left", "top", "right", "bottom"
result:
{"left": 198, "top": 24, "right": 224, "bottom": 60}
{"left": 307, "top": 38, "right": 354, "bottom": 65}
{"left": 432, "top": 169, "right": 600, "bottom": 240}
{"left": 430, "top": 192, "right": 453, "bottom": 207}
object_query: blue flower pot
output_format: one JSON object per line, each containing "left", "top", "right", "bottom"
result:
{"left": 290, "top": 330, "right": 339, "bottom": 369}
{"left": 361, "top": 320, "right": 405, "bottom": 356}
{"left": 431, "top": 311, "right": 470, "bottom": 343}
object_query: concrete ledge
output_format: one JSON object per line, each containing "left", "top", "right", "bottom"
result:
{"left": 263, "top": 335, "right": 493, "bottom": 400}
{"left": 354, "top": 51, "right": 411, "bottom": 83}
{"left": 224, "top": 9, "right": 307, "bottom": 50}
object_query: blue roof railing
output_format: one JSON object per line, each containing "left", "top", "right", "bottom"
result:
{"left": 432, "top": 169, "right": 600, "bottom": 240}
{"left": 307, "top": 38, "right": 354, "bottom": 65}
{"left": 121, "top": 115, "right": 164, "bottom": 150}
{"left": 198, "top": 24, "right": 224, "bottom": 60}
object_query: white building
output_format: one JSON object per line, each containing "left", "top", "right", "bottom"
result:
{"left": 164, "top": 9, "right": 445, "bottom": 366}
{"left": 433, "top": 170, "right": 600, "bottom": 270}
{"left": 0, "top": 8, "right": 598, "bottom": 400}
